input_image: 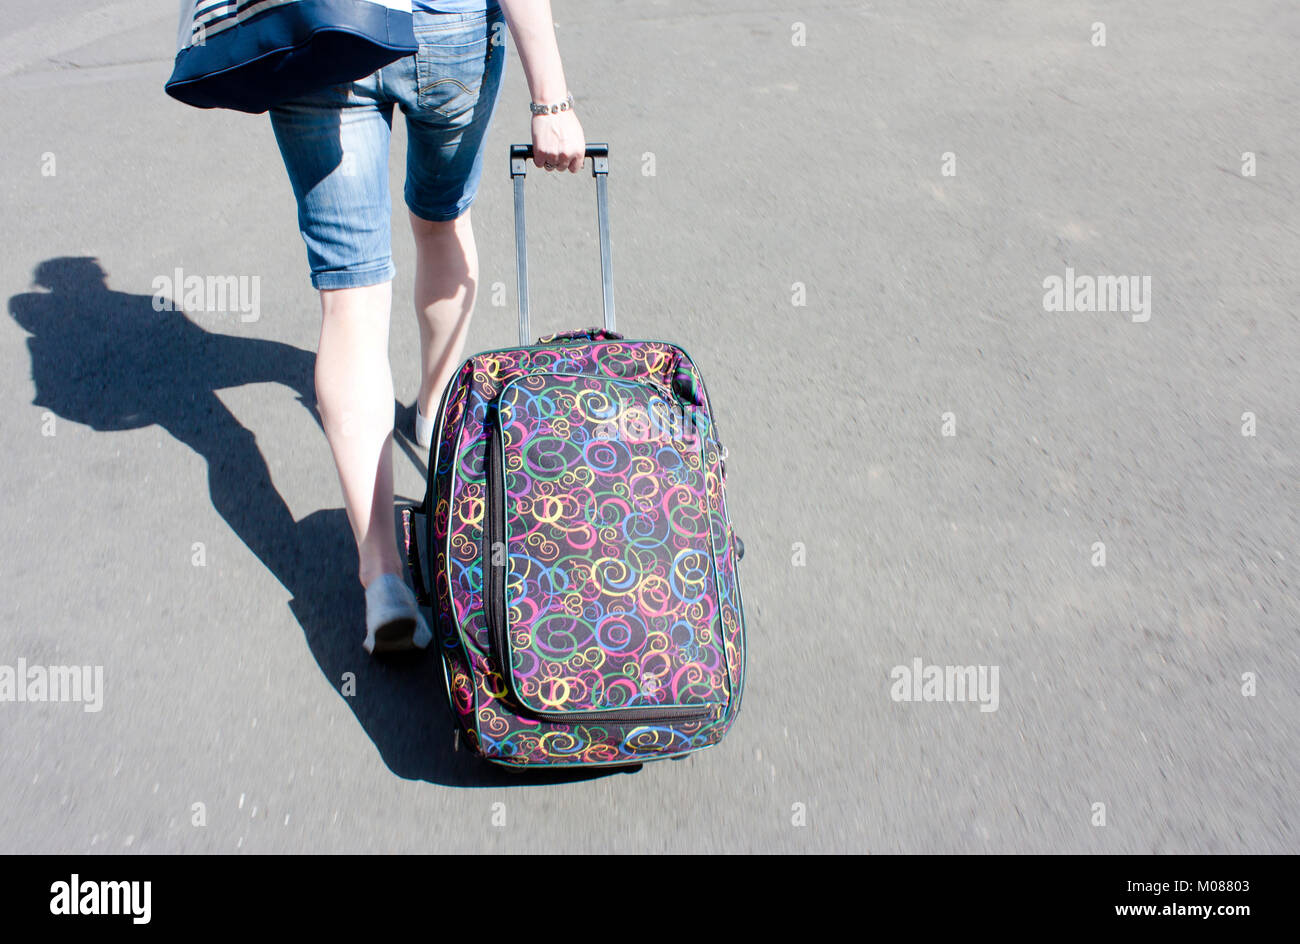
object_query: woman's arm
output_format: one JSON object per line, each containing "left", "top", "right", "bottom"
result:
{"left": 496, "top": 0, "right": 586, "bottom": 172}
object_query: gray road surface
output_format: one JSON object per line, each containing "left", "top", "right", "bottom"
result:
{"left": 1, "top": 0, "right": 1296, "bottom": 853}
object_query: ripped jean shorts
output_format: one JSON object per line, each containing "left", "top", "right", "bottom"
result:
{"left": 269, "top": 6, "right": 506, "bottom": 290}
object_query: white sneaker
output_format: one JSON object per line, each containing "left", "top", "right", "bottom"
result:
{"left": 363, "top": 573, "right": 433, "bottom": 654}
{"left": 414, "top": 406, "right": 435, "bottom": 450}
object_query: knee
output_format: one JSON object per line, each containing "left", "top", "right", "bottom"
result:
{"left": 409, "top": 207, "right": 470, "bottom": 240}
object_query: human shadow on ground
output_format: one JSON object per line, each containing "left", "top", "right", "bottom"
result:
{"left": 9, "top": 257, "right": 627, "bottom": 787}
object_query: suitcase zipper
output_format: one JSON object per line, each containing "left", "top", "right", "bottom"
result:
{"left": 482, "top": 408, "right": 716, "bottom": 726}
{"left": 483, "top": 408, "right": 508, "bottom": 665}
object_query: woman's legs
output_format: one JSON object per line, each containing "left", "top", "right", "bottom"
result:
{"left": 403, "top": 6, "right": 507, "bottom": 417}
{"left": 314, "top": 280, "right": 401, "bottom": 590}
{"left": 314, "top": 207, "right": 480, "bottom": 586}
{"left": 269, "top": 7, "right": 502, "bottom": 641}
{"left": 314, "top": 277, "right": 431, "bottom": 652}
{"left": 411, "top": 207, "right": 478, "bottom": 419}
{"left": 307, "top": 205, "right": 481, "bottom": 597}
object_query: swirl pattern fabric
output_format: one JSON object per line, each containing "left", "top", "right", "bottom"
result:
{"left": 421, "top": 336, "right": 747, "bottom": 767}
{"left": 498, "top": 372, "right": 725, "bottom": 715}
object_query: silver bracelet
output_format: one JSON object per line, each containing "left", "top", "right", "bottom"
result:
{"left": 530, "top": 92, "right": 575, "bottom": 116}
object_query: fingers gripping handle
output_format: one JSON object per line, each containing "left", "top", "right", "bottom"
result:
{"left": 510, "top": 143, "right": 609, "bottom": 167}
{"left": 510, "top": 144, "right": 615, "bottom": 346}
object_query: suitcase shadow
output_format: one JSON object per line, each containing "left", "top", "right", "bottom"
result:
{"left": 289, "top": 506, "right": 633, "bottom": 787}
{"left": 10, "top": 257, "right": 626, "bottom": 789}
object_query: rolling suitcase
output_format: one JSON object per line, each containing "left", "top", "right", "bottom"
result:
{"left": 404, "top": 144, "right": 747, "bottom": 768}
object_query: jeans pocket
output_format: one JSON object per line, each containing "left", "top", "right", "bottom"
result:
{"left": 415, "top": 19, "right": 495, "bottom": 118}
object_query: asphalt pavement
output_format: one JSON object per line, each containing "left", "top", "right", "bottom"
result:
{"left": 1, "top": 0, "right": 1296, "bottom": 853}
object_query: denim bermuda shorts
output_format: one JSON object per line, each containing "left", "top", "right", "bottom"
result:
{"left": 269, "top": 6, "right": 506, "bottom": 290}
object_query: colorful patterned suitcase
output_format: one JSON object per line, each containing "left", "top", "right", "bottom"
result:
{"left": 404, "top": 144, "right": 747, "bottom": 768}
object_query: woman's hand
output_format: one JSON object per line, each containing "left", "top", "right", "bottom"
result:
{"left": 531, "top": 109, "right": 585, "bottom": 173}
{"left": 497, "top": 0, "right": 584, "bottom": 171}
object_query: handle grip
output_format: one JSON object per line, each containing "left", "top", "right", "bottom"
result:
{"left": 537, "top": 327, "right": 624, "bottom": 344}
{"left": 510, "top": 143, "right": 609, "bottom": 172}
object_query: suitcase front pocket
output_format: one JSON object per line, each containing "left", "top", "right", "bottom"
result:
{"left": 484, "top": 372, "right": 729, "bottom": 723}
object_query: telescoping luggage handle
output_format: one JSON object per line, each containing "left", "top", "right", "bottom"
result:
{"left": 510, "top": 143, "right": 615, "bottom": 346}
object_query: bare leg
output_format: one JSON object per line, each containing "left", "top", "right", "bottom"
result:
{"left": 315, "top": 280, "right": 401, "bottom": 590}
{"left": 410, "top": 207, "right": 478, "bottom": 418}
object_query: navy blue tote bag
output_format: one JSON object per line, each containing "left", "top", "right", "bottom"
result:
{"left": 164, "top": 0, "right": 418, "bottom": 114}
